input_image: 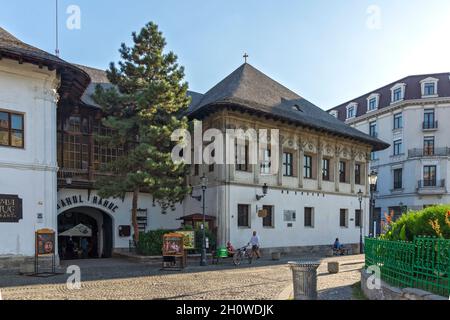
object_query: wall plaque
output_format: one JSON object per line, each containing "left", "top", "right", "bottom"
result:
{"left": 0, "top": 194, "right": 23, "bottom": 223}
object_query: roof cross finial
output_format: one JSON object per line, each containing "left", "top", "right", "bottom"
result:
{"left": 243, "top": 52, "right": 249, "bottom": 63}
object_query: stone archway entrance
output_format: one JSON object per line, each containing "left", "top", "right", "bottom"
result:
{"left": 57, "top": 206, "right": 113, "bottom": 260}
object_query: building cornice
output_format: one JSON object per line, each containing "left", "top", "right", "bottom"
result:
{"left": 0, "top": 160, "right": 58, "bottom": 172}
{"left": 345, "top": 96, "right": 450, "bottom": 125}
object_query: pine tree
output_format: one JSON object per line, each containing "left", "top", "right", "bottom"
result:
{"left": 92, "top": 22, "right": 191, "bottom": 243}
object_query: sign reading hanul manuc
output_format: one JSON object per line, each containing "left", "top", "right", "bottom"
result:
{"left": 0, "top": 195, "right": 23, "bottom": 223}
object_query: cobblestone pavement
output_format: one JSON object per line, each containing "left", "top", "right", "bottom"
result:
{"left": 0, "top": 255, "right": 364, "bottom": 300}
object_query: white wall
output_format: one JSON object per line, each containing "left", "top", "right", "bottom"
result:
{"left": 228, "top": 185, "right": 370, "bottom": 249}
{"left": 0, "top": 59, "right": 59, "bottom": 256}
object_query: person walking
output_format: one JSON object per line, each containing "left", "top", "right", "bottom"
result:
{"left": 248, "top": 231, "right": 261, "bottom": 259}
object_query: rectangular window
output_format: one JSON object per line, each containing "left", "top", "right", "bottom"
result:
{"left": 355, "top": 163, "right": 361, "bottom": 185}
{"left": 423, "top": 165, "right": 437, "bottom": 187}
{"left": 322, "top": 158, "right": 330, "bottom": 181}
{"left": 238, "top": 204, "right": 250, "bottom": 228}
{"left": 0, "top": 111, "right": 24, "bottom": 148}
{"left": 393, "top": 139, "right": 402, "bottom": 155}
{"left": 369, "top": 121, "right": 377, "bottom": 137}
{"left": 393, "top": 168, "right": 403, "bottom": 190}
{"left": 209, "top": 149, "right": 215, "bottom": 172}
{"left": 236, "top": 143, "right": 249, "bottom": 171}
{"left": 347, "top": 106, "right": 355, "bottom": 119}
{"left": 194, "top": 164, "right": 199, "bottom": 176}
{"left": 304, "top": 207, "right": 314, "bottom": 227}
{"left": 283, "top": 152, "right": 294, "bottom": 177}
{"left": 304, "top": 155, "right": 312, "bottom": 179}
{"left": 423, "top": 109, "right": 436, "bottom": 129}
{"left": 393, "top": 88, "right": 402, "bottom": 102}
{"left": 388, "top": 206, "right": 404, "bottom": 221}
{"left": 393, "top": 113, "right": 403, "bottom": 130}
{"left": 340, "top": 209, "right": 348, "bottom": 228}
{"left": 260, "top": 149, "right": 271, "bottom": 174}
{"left": 283, "top": 210, "right": 296, "bottom": 222}
{"left": 355, "top": 209, "right": 362, "bottom": 227}
{"left": 423, "top": 136, "right": 435, "bottom": 156}
{"left": 339, "top": 161, "right": 346, "bottom": 183}
{"left": 424, "top": 83, "right": 436, "bottom": 96}
{"left": 368, "top": 98, "right": 377, "bottom": 111}
{"left": 371, "top": 151, "right": 377, "bottom": 161}
{"left": 262, "top": 205, "right": 274, "bottom": 228}
{"left": 92, "top": 122, "right": 124, "bottom": 170}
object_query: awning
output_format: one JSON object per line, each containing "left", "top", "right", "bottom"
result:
{"left": 59, "top": 224, "right": 92, "bottom": 237}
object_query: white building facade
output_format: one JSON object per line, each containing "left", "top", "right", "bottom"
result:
{"left": 185, "top": 63, "right": 388, "bottom": 254}
{"left": 329, "top": 73, "right": 450, "bottom": 229}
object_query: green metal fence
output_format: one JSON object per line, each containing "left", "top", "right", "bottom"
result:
{"left": 365, "top": 236, "right": 450, "bottom": 297}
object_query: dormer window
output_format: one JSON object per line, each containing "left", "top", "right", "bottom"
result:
{"left": 390, "top": 83, "right": 406, "bottom": 104}
{"left": 366, "top": 93, "right": 380, "bottom": 112}
{"left": 420, "top": 77, "right": 439, "bottom": 98}
{"left": 346, "top": 103, "right": 357, "bottom": 119}
{"left": 329, "top": 110, "right": 338, "bottom": 118}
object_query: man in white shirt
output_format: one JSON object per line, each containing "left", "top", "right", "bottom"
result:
{"left": 248, "top": 231, "right": 261, "bottom": 259}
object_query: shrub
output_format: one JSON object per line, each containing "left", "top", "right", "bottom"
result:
{"left": 137, "top": 229, "right": 170, "bottom": 256}
{"left": 136, "top": 227, "right": 217, "bottom": 256}
{"left": 194, "top": 228, "right": 217, "bottom": 253}
{"left": 382, "top": 205, "right": 450, "bottom": 241}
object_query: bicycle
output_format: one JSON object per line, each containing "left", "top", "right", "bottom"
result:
{"left": 232, "top": 245, "right": 254, "bottom": 266}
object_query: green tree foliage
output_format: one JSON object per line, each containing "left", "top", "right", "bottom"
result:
{"left": 382, "top": 205, "right": 450, "bottom": 241}
{"left": 92, "top": 22, "right": 191, "bottom": 242}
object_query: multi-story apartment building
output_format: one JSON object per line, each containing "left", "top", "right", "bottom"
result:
{"left": 329, "top": 73, "right": 450, "bottom": 231}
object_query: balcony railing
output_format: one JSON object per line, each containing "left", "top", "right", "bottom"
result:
{"left": 417, "top": 179, "right": 446, "bottom": 195}
{"left": 408, "top": 147, "right": 450, "bottom": 158}
{"left": 422, "top": 121, "right": 438, "bottom": 130}
{"left": 418, "top": 179, "right": 445, "bottom": 188}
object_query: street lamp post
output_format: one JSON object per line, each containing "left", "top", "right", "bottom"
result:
{"left": 357, "top": 189, "right": 364, "bottom": 254}
{"left": 368, "top": 170, "right": 378, "bottom": 237}
{"left": 200, "top": 174, "right": 208, "bottom": 266}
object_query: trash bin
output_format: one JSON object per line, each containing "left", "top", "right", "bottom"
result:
{"left": 218, "top": 247, "right": 228, "bottom": 258}
{"left": 288, "top": 261, "right": 321, "bottom": 300}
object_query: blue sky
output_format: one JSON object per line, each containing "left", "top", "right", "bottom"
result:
{"left": 2, "top": 0, "right": 450, "bottom": 109}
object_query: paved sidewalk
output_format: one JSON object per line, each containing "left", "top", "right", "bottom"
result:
{"left": 0, "top": 255, "right": 364, "bottom": 300}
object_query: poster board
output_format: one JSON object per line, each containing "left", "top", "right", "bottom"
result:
{"left": 35, "top": 229, "right": 55, "bottom": 256}
{"left": 178, "top": 230, "right": 195, "bottom": 250}
{"left": 162, "top": 233, "right": 184, "bottom": 256}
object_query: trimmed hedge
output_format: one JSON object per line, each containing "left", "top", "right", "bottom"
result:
{"left": 382, "top": 205, "right": 450, "bottom": 241}
{"left": 136, "top": 227, "right": 217, "bottom": 256}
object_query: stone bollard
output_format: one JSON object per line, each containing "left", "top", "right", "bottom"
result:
{"left": 328, "top": 261, "right": 339, "bottom": 274}
{"left": 288, "top": 261, "right": 321, "bottom": 300}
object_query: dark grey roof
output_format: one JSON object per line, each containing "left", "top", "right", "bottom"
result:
{"left": 74, "top": 64, "right": 113, "bottom": 108}
{"left": 0, "top": 27, "right": 90, "bottom": 101}
{"left": 188, "top": 63, "right": 389, "bottom": 151}
{"left": 0, "top": 27, "right": 67, "bottom": 65}
{"left": 329, "top": 72, "right": 450, "bottom": 122}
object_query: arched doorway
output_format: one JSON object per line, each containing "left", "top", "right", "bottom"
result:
{"left": 58, "top": 206, "right": 113, "bottom": 260}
